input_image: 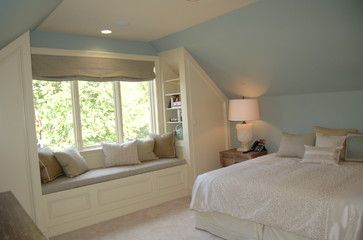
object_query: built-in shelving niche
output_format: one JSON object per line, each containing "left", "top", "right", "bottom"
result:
{"left": 160, "top": 53, "right": 185, "bottom": 151}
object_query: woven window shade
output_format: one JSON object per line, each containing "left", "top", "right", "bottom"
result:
{"left": 31, "top": 54, "right": 155, "bottom": 81}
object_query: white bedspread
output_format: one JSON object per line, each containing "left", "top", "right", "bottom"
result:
{"left": 190, "top": 154, "right": 363, "bottom": 240}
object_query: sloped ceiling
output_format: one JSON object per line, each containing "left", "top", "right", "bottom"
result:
{"left": 0, "top": 0, "right": 62, "bottom": 49}
{"left": 37, "top": 0, "right": 253, "bottom": 41}
{"left": 152, "top": 0, "right": 363, "bottom": 97}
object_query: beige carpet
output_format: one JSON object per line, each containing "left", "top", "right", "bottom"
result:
{"left": 52, "top": 197, "right": 222, "bottom": 240}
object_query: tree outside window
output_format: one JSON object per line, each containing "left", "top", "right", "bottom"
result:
{"left": 33, "top": 80, "right": 154, "bottom": 149}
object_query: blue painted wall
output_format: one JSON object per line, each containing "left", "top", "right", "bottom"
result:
{"left": 3, "top": 0, "right": 362, "bottom": 152}
{"left": 152, "top": 0, "right": 363, "bottom": 97}
{"left": 151, "top": 0, "right": 363, "bottom": 151}
{"left": 31, "top": 31, "right": 157, "bottom": 56}
{"left": 230, "top": 90, "right": 363, "bottom": 151}
{"left": 0, "top": 0, "right": 62, "bottom": 49}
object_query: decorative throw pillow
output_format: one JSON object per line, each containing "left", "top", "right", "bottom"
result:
{"left": 137, "top": 139, "right": 159, "bottom": 162}
{"left": 38, "top": 147, "right": 63, "bottom": 183}
{"left": 276, "top": 133, "right": 315, "bottom": 158}
{"left": 102, "top": 141, "right": 140, "bottom": 167}
{"left": 54, "top": 147, "right": 88, "bottom": 177}
{"left": 314, "top": 126, "right": 358, "bottom": 160}
{"left": 151, "top": 132, "right": 176, "bottom": 158}
{"left": 301, "top": 145, "right": 343, "bottom": 165}
{"left": 314, "top": 126, "right": 358, "bottom": 136}
{"left": 315, "top": 133, "right": 346, "bottom": 148}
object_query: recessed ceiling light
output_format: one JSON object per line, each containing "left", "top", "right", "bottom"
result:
{"left": 101, "top": 29, "right": 112, "bottom": 35}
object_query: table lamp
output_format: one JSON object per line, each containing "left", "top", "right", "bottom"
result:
{"left": 229, "top": 98, "right": 260, "bottom": 152}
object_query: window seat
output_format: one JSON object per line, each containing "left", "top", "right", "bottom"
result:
{"left": 42, "top": 158, "right": 186, "bottom": 194}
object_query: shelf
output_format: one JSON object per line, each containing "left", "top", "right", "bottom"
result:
{"left": 166, "top": 107, "right": 182, "bottom": 110}
{"left": 167, "top": 121, "right": 182, "bottom": 124}
{"left": 164, "top": 78, "right": 180, "bottom": 83}
{"left": 164, "top": 92, "right": 181, "bottom": 97}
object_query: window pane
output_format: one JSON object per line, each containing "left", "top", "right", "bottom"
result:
{"left": 79, "top": 81, "right": 117, "bottom": 147}
{"left": 121, "top": 81, "right": 152, "bottom": 141}
{"left": 33, "top": 80, "right": 74, "bottom": 148}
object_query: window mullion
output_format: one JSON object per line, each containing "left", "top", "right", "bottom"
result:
{"left": 71, "top": 81, "right": 83, "bottom": 149}
{"left": 149, "top": 81, "right": 157, "bottom": 134}
{"left": 114, "top": 81, "right": 124, "bottom": 143}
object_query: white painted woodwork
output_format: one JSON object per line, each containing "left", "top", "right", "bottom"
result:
{"left": 30, "top": 48, "right": 160, "bottom": 151}
{"left": 185, "top": 51, "right": 230, "bottom": 174}
{"left": 0, "top": 42, "right": 228, "bottom": 237}
{"left": 0, "top": 32, "right": 42, "bottom": 224}
{"left": 159, "top": 48, "right": 229, "bottom": 186}
{"left": 41, "top": 165, "right": 188, "bottom": 237}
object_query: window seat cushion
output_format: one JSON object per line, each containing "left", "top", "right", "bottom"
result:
{"left": 42, "top": 158, "right": 186, "bottom": 195}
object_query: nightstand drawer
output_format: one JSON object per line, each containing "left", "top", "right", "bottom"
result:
{"left": 219, "top": 149, "right": 267, "bottom": 167}
{"left": 220, "top": 156, "right": 248, "bottom": 166}
{"left": 220, "top": 157, "right": 237, "bottom": 166}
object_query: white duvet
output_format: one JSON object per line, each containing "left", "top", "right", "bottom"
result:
{"left": 190, "top": 154, "right": 363, "bottom": 240}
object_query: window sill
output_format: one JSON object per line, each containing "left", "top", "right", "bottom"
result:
{"left": 79, "top": 146, "right": 102, "bottom": 153}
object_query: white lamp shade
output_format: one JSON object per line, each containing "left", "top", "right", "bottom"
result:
{"left": 228, "top": 99, "right": 260, "bottom": 121}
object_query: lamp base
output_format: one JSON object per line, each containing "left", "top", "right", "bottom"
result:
{"left": 237, "top": 145, "right": 250, "bottom": 152}
{"left": 236, "top": 122, "right": 253, "bottom": 152}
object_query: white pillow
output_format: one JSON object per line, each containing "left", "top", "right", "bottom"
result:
{"left": 102, "top": 141, "right": 140, "bottom": 167}
{"left": 54, "top": 147, "right": 88, "bottom": 177}
{"left": 315, "top": 133, "right": 346, "bottom": 148}
{"left": 276, "top": 133, "right": 315, "bottom": 158}
{"left": 301, "top": 145, "right": 343, "bottom": 165}
{"left": 137, "top": 139, "right": 159, "bottom": 162}
{"left": 315, "top": 133, "right": 346, "bottom": 159}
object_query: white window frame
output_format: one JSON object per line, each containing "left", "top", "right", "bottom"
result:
{"left": 31, "top": 47, "right": 160, "bottom": 151}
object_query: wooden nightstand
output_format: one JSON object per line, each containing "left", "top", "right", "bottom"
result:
{"left": 219, "top": 149, "right": 267, "bottom": 167}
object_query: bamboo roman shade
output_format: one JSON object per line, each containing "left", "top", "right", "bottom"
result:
{"left": 31, "top": 54, "right": 155, "bottom": 81}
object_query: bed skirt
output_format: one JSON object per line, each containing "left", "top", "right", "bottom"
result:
{"left": 195, "top": 211, "right": 312, "bottom": 240}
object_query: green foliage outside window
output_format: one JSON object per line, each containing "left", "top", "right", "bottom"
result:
{"left": 33, "top": 80, "right": 153, "bottom": 148}
{"left": 33, "top": 80, "right": 74, "bottom": 148}
{"left": 121, "top": 81, "right": 152, "bottom": 141}
{"left": 79, "top": 81, "right": 117, "bottom": 147}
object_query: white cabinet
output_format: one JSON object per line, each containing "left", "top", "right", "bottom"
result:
{"left": 0, "top": 32, "right": 41, "bottom": 223}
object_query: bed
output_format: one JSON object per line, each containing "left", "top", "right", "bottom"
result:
{"left": 190, "top": 154, "right": 363, "bottom": 240}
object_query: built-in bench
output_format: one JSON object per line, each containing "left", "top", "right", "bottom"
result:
{"left": 42, "top": 158, "right": 186, "bottom": 194}
{"left": 40, "top": 151, "right": 191, "bottom": 238}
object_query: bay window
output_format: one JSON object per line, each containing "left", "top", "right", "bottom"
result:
{"left": 78, "top": 81, "right": 118, "bottom": 147}
{"left": 120, "top": 81, "right": 152, "bottom": 141}
{"left": 33, "top": 80, "right": 155, "bottom": 149}
{"left": 33, "top": 80, "right": 74, "bottom": 148}
{"left": 31, "top": 53, "right": 157, "bottom": 150}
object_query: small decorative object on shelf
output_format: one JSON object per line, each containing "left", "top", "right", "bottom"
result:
{"left": 177, "top": 109, "right": 182, "bottom": 122}
{"left": 170, "top": 95, "right": 181, "bottom": 108}
{"left": 169, "top": 117, "right": 179, "bottom": 122}
{"left": 168, "top": 107, "right": 183, "bottom": 124}
{"left": 219, "top": 148, "right": 267, "bottom": 167}
{"left": 175, "top": 124, "right": 183, "bottom": 140}
{"left": 168, "top": 99, "right": 171, "bottom": 108}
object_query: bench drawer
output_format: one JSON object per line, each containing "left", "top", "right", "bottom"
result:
{"left": 98, "top": 177, "right": 153, "bottom": 205}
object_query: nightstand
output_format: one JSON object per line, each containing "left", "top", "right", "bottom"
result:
{"left": 219, "top": 149, "right": 267, "bottom": 167}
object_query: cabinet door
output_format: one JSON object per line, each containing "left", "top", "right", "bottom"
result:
{"left": 186, "top": 55, "right": 229, "bottom": 175}
{"left": 0, "top": 32, "right": 39, "bottom": 219}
